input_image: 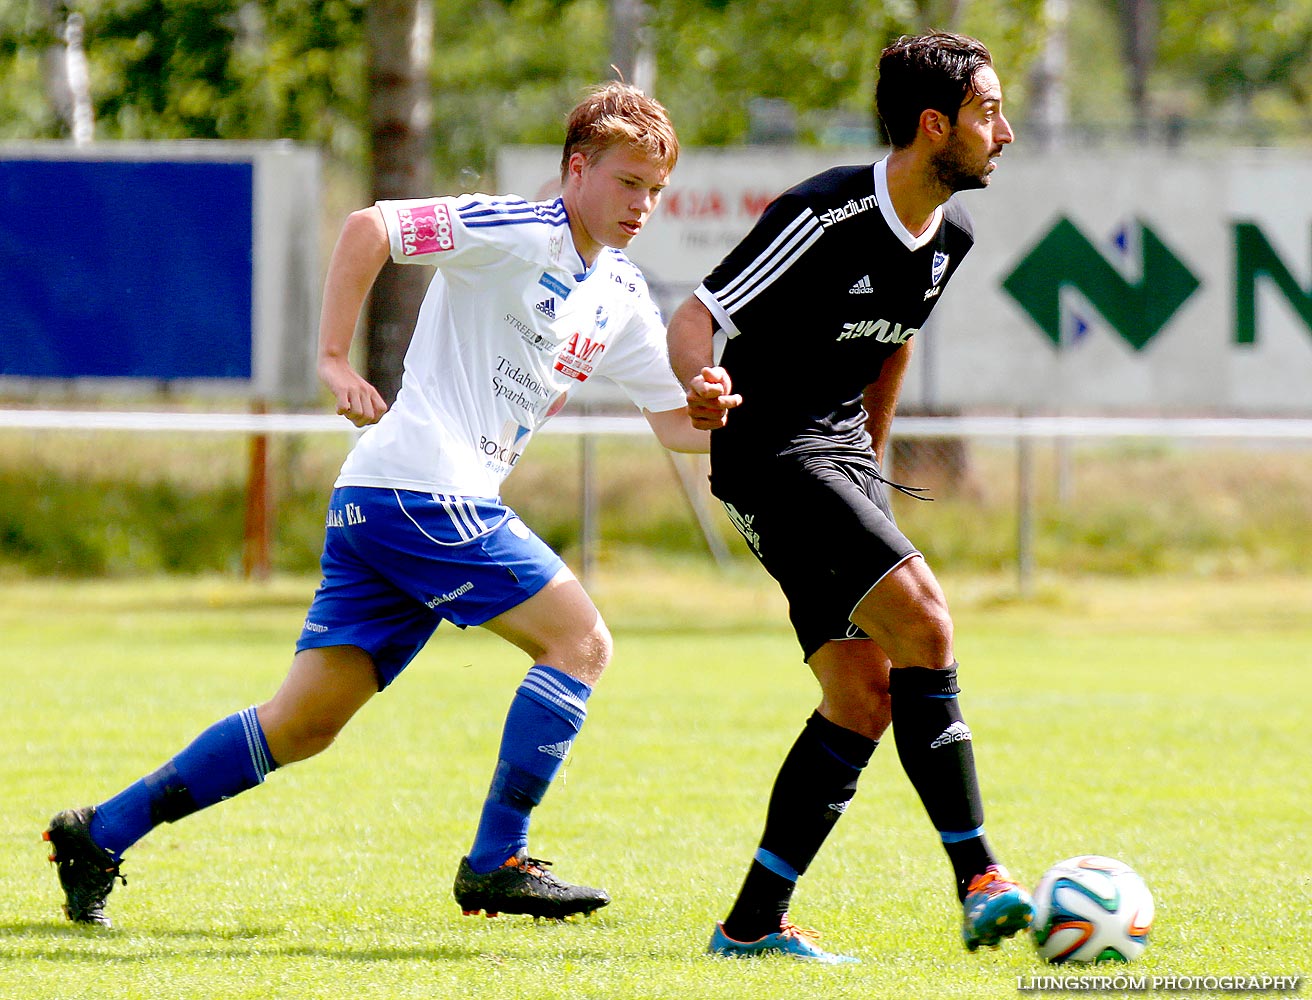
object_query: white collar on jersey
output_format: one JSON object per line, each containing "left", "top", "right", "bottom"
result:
{"left": 554, "top": 196, "right": 600, "bottom": 280}
{"left": 874, "top": 156, "right": 944, "bottom": 251}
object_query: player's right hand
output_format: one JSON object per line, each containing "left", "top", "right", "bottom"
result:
{"left": 319, "top": 359, "right": 388, "bottom": 427}
{"left": 686, "top": 366, "right": 741, "bottom": 431}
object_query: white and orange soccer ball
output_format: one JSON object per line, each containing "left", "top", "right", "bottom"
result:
{"left": 1031, "top": 855, "right": 1155, "bottom": 964}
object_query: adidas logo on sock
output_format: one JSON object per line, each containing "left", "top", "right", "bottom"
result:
{"left": 538, "top": 740, "right": 572, "bottom": 760}
{"left": 930, "top": 720, "right": 972, "bottom": 749}
{"left": 849, "top": 274, "right": 874, "bottom": 294}
{"left": 535, "top": 297, "right": 557, "bottom": 319}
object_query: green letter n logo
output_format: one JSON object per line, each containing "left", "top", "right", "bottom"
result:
{"left": 1002, "top": 217, "right": 1201, "bottom": 351}
{"left": 1234, "top": 222, "right": 1312, "bottom": 345}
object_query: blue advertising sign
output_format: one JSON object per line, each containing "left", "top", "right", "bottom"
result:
{"left": 0, "top": 158, "right": 254, "bottom": 380}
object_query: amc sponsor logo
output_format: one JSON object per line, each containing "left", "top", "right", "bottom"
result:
{"left": 554, "top": 332, "right": 606, "bottom": 382}
{"left": 398, "top": 203, "right": 455, "bottom": 255}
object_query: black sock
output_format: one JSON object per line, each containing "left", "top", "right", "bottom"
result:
{"left": 889, "top": 664, "right": 996, "bottom": 900}
{"left": 722, "top": 712, "right": 876, "bottom": 941}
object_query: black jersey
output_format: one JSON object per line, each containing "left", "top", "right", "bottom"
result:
{"left": 695, "top": 158, "right": 974, "bottom": 475}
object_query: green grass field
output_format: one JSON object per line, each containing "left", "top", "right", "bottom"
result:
{"left": 2, "top": 565, "right": 1309, "bottom": 999}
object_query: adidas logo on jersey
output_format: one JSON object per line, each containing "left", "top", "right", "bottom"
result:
{"left": 535, "top": 297, "right": 557, "bottom": 320}
{"left": 930, "top": 720, "right": 972, "bottom": 749}
{"left": 849, "top": 275, "right": 874, "bottom": 295}
{"left": 538, "top": 740, "right": 573, "bottom": 760}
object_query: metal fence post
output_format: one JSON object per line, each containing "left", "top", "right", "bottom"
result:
{"left": 579, "top": 404, "right": 597, "bottom": 587}
{"left": 1017, "top": 431, "right": 1035, "bottom": 595}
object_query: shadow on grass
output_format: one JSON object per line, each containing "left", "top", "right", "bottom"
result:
{"left": 0, "top": 918, "right": 613, "bottom": 964}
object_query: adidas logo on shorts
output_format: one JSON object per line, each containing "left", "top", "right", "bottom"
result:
{"left": 849, "top": 274, "right": 874, "bottom": 294}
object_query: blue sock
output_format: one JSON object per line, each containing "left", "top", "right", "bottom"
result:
{"left": 89, "top": 706, "right": 277, "bottom": 859}
{"left": 466, "top": 665, "right": 591, "bottom": 873}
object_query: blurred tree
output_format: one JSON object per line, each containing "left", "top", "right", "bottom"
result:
{"left": 5, "top": 0, "right": 1312, "bottom": 178}
{"left": 1028, "top": 0, "right": 1070, "bottom": 149}
{"left": 427, "top": 0, "right": 607, "bottom": 188}
{"left": 651, "top": 0, "right": 1044, "bottom": 147}
{"left": 0, "top": 0, "right": 1050, "bottom": 160}
{"left": 34, "top": 0, "right": 75, "bottom": 132}
{"left": 609, "top": 0, "right": 652, "bottom": 89}
{"left": 1113, "top": 0, "right": 1156, "bottom": 135}
{"left": 1157, "top": 0, "right": 1312, "bottom": 140}
{"left": 914, "top": 0, "right": 968, "bottom": 30}
{"left": 0, "top": 0, "right": 365, "bottom": 155}
{"left": 364, "top": 0, "right": 432, "bottom": 403}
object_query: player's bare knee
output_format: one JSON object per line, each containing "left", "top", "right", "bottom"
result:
{"left": 574, "top": 619, "right": 613, "bottom": 684}
{"left": 899, "top": 609, "right": 955, "bottom": 668}
{"left": 260, "top": 708, "right": 345, "bottom": 764}
{"left": 820, "top": 688, "right": 889, "bottom": 740}
{"left": 543, "top": 618, "right": 611, "bottom": 686}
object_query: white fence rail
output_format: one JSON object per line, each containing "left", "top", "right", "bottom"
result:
{"left": 4, "top": 409, "right": 1311, "bottom": 588}
{"left": 5, "top": 409, "right": 1312, "bottom": 440}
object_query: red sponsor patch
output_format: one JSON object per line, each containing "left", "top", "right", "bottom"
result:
{"left": 553, "top": 333, "right": 605, "bottom": 382}
{"left": 397, "top": 203, "right": 455, "bottom": 255}
{"left": 553, "top": 359, "right": 591, "bottom": 383}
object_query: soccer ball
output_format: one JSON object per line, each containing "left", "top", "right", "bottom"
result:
{"left": 1031, "top": 855, "right": 1154, "bottom": 964}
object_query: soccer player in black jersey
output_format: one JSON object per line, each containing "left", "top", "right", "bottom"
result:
{"left": 667, "top": 32, "right": 1031, "bottom": 963}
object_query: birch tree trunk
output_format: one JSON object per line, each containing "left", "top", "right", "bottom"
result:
{"left": 365, "top": 0, "right": 434, "bottom": 405}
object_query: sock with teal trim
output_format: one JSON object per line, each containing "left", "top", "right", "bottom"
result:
{"left": 721, "top": 712, "right": 876, "bottom": 941}
{"left": 889, "top": 664, "right": 996, "bottom": 898}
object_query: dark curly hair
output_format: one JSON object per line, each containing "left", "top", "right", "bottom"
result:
{"left": 875, "top": 32, "right": 994, "bottom": 149}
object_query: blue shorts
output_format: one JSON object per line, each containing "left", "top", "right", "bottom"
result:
{"left": 296, "top": 487, "right": 565, "bottom": 689}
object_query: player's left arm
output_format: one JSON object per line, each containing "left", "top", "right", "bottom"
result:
{"left": 643, "top": 406, "right": 711, "bottom": 454}
{"left": 863, "top": 340, "right": 915, "bottom": 466}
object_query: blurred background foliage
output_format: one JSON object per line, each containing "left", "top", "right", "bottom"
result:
{"left": 2, "top": 429, "right": 1309, "bottom": 578}
{"left": 5, "top": 0, "right": 1312, "bottom": 189}
{"left": 3, "top": 1, "right": 1312, "bottom": 579}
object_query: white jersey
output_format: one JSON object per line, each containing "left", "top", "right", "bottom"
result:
{"left": 335, "top": 193, "right": 686, "bottom": 498}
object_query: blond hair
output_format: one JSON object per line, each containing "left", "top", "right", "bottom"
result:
{"left": 560, "top": 82, "right": 679, "bottom": 181}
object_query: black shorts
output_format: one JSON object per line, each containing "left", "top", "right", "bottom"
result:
{"left": 712, "top": 454, "right": 920, "bottom": 661}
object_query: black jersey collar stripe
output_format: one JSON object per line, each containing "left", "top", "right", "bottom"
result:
{"left": 714, "top": 208, "right": 821, "bottom": 304}
{"left": 874, "top": 156, "right": 943, "bottom": 251}
{"left": 718, "top": 223, "right": 824, "bottom": 313}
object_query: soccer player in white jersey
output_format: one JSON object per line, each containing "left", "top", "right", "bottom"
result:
{"left": 667, "top": 33, "right": 1032, "bottom": 962}
{"left": 44, "top": 83, "right": 705, "bottom": 927}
